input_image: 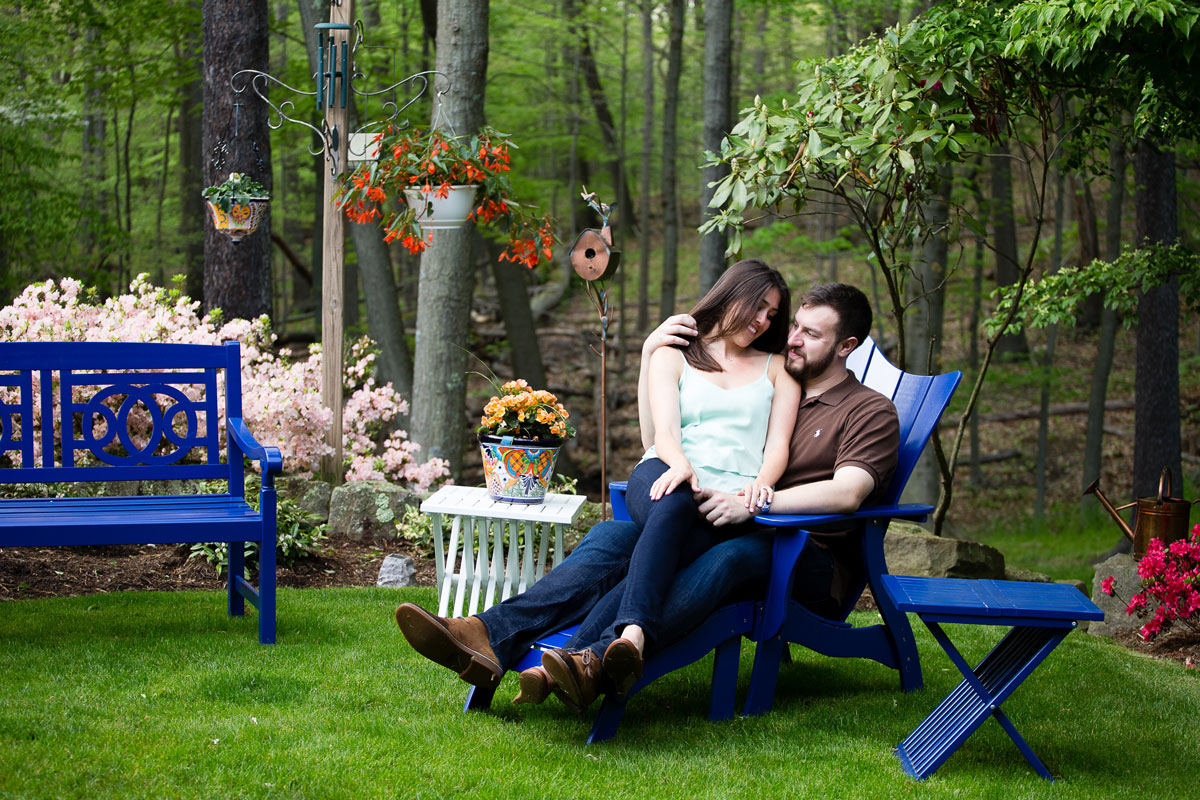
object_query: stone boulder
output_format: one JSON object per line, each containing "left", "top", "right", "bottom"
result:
{"left": 327, "top": 480, "right": 420, "bottom": 542}
{"left": 377, "top": 554, "right": 416, "bottom": 588}
{"left": 276, "top": 477, "right": 332, "bottom": 522}
{"left": 1088, "top": 553, "right": 1146, "bottom": 637}
{"left": 884, "top": 523, "right": 1005, "bottom": 579}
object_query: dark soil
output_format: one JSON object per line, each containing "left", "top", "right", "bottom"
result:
{"left": 0, "top": 538, "right": 436, "bottom": 601}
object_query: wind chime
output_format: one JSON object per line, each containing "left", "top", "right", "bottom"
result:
{"left": 569, "top": 188, "right": 620, "bottom": 519}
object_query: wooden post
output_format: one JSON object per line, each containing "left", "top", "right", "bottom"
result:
{"left": 319, "top": 0, "right": 353, "bottom": 480}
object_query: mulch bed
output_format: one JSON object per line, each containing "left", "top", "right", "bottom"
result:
{"left": 0, "top": 537, "right": 436, "bottom": 601}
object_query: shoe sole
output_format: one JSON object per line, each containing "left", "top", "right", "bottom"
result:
{"left": 602, "top": 639, "right": 644, "bottom": 697}
{"left": 540, "top": 650, "right": 591, "bottom": 713}
{"left": 513, "top": 668, "right": 577, "bottom": 712}
{"left": 394, "top": 604, "right": 502, "bottom": 689}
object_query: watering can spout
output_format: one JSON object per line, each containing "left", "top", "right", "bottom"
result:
{"left": 1082, "top": 479, "right": 1135, "bottom": 542}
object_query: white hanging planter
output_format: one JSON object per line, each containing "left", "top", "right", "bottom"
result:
{"left": 403, "top": 184, "right": 478, "bottom": 230}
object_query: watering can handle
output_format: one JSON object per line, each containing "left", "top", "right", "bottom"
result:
{"left": 1158, "top": 467, "right": 1173, "bottom": 503}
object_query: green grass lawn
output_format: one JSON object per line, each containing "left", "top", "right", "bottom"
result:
{"left": 1, "top": 586, "right": 1196, "bottom": 799}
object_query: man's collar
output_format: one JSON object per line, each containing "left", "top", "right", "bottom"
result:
{"left": 801, "top": 371, "right": 859, "bottom": 406}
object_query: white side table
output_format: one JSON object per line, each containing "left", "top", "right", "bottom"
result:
{"left": 420, "top": 485, "right": 587, "bottom": 618}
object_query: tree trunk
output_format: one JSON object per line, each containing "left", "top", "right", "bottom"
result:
{"left": 637, "top": 0, "right": 655, "bottom": 331}
{"left": 177, "top": 2, "right": 205, "bottom": 305}
{"left": 1035, "top": 138, "right": 1067, "bottom": 520}
{"left": 574, "top": 18, "right": 636, "bottom": 231}
{"left": 81, "top": 23, "right": 108, "bottom": 282}
{"left": 1082, "top": 134, "right": 1126, "bottom": 506}
{"left": 1072, "top": 177, "right": 1102, "bottom": 328}
{"left": 659, "top": 0, "right": 684, "bottom": 318}
{"left": 1132, "top": 137, "right": 1181, "bottom": 507}
{"left": 410, "top": 0, "right": 488, "bottom": 479}
{"left": 352, "top": 220, "right": 413, "bottom": 399}
{"left": 990, "top": 131, "right": 1029, "bottom": 358}
{"left": 698, "top": 0, "right": 732, "bottom": 295}
{"left": 901, "top": 164, "right": 949, "bottom": 512}
{"left": 202, "top": 0, "right": 272, "bottom": 321}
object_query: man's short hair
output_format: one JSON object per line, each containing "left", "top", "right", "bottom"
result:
{"left": 800, "top": 283, "right": 872, "bottom": 345}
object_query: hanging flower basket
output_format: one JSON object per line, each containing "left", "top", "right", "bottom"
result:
{"left": 205, "top": 198, "right": 269, "bottom": 243}
{"left": 202, "top": 173, "right": 270, "bottom": 244}
{"left": 403, "top": 184, "right": 478, "bottom": 230}
{"left": 336, "top": 125, "right": 555, "bottom": 264}
{"left": 479, "top": 434, "right": 563, "bottom": 503}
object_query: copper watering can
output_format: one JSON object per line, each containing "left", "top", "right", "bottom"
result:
{"left": 1084, "top": 467, "right": 1196, "bottom": 560}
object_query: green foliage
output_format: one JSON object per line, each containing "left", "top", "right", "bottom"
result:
{"left": 1003, "top": 0, "right": 1200, "bottom": 141}
{"left": 394, "top": 503, "right": 443, "bottom": 559}
{"left": 989, "top": 241, "right": 1200, "bottom": 337}
{"left": 186, "top": 496, "right": 327, "bottom": 576}
{"left": 700, "top": 15, "right": 992, "bottom": 261}
{"left": 201, "top": 172, "right": 269, "bottom": 214}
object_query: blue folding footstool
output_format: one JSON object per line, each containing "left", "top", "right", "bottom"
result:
{"left": 880, "top": 575, "right": 1105, "bottom": 781}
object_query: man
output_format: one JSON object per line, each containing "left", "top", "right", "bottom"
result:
{"left": 395, "top": 282, "right": 899, "bottom": 708}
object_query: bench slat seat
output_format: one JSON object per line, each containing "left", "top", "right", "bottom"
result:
{"left": 0, "top": 340, "right": 281, "bottom": 643}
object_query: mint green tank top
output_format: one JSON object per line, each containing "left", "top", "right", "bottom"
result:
{"left": 642, "top": 354, "right": 775, "bottom": 493}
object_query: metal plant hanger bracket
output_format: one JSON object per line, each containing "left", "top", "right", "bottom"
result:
{"left": 229, "top": 20, "right": 447, "bottom": 176}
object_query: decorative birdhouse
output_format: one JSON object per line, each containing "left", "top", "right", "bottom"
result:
{"left": 569, "top": 227, "right": 620, "bottom": 281}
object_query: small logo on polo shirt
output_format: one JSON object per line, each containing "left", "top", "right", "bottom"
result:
{"left": 813, "top": 429, "right": 822, "bottom": 438}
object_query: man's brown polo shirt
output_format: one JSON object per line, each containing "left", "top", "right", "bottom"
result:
{"left": 777, "top": 371, "right": 899, "bottom": 608}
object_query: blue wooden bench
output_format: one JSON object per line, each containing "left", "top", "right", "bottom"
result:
{"left": 463, "top": 338, "right": 960, "bottom": 743}
{"left": 0, "top": 341, "right": 283, "bottom": 644}
{"left": 881, "top": 575, "right": 1104, "bottom": 781}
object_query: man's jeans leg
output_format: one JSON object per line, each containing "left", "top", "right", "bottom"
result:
{"left": 476, "top": 520, "right": 640, "bottom": 671}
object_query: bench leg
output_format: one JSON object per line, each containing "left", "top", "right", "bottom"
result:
{"left": 228, "top": 542, "right": 245, "bottom": 617}
{"left": 743, "top": 634, "right": 785, "bottom": 717}
{"left": 588, "top": 694, "right": 628, "bottom": 744}
{"left": 258, "top": 535, "right": 276, "bottom": 645}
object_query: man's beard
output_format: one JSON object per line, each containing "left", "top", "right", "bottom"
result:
{"left": 786, "top": 345, "right": 835, "bottom": 382}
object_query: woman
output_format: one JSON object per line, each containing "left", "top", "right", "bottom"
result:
{"left": 518, "top": 259, "right": 800, "bottom": 708}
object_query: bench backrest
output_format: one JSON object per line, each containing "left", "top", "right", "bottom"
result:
{"left": 846, "top": 337, "right": 961, "bottom": 504}
{"left": 0, "top": 341, "right": 246, "bottom": 492}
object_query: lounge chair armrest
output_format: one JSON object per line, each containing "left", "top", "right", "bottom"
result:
{"left": 227, "top": 417, "right": 284, "bottom": 484}
{"left": 755, "top": 503, "right": 933, "bottom": 529}
{"left": 751, "top": 503, "right": 933, "bottom": 639}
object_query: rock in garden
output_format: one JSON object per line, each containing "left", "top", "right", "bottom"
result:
{"left": 1089, "top": 553, "right": 1145, "bottom": 637}
{"left": 377, "top": 554, "right": 416, "bottom": 588}
{"left": 884, "top": 524, "right": 1005, "bottom": 579}
{"left": 327, "top": 480, "right": 418, "bottom": 542}
{"left": 277, "top": 477, "right": 333, "bottom": 522}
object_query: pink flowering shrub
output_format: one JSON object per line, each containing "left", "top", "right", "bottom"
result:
{"left": 0, "top": 275, "right": 449, "bottom": 491}
{"left": 1102, "top": 524, "right": 1200, "bottom": 640}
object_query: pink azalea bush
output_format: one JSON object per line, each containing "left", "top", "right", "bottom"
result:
{"left": 1102, "top": 523, "right": 1200, "bottom": 641}
{"left": 0, "top": 275, "right": 449, "bottom": 491}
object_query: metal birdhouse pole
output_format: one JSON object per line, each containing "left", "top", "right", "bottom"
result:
{"left": 570, "top": 188, "right": 621, "bottom": 520}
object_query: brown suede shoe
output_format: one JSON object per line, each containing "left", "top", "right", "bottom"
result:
{"left": 541, "top": 648, "right": 602, "bottom": 712}
{"left": 512, "top": 666, "right": 557, "bottom": 707}
{"left": 394, "top": 603, "right": 502, "bottom": 688}
{"left": 602, "top": 638, "right": 644, "bottom": 696}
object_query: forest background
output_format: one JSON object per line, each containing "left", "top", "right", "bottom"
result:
{"left": 2, "top": 0, "right": 1199, "bottom": 545}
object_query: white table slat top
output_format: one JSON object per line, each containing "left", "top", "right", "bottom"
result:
{"left": 420, "top": 484, "right": 586, "bottom": 523}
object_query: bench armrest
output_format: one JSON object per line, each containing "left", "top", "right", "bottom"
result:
{"left": 227, "top": 417, "right": 283, "bottom": 485}
{"left": 752, "top": 503, "right": 933, "bottom": 639}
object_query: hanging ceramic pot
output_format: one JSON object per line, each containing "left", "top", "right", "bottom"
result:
{"left": 478, "top": 433, "right": 562, "bottom": 504}
{"left": 403, "top": 184, "right": 478, "bottom": 230}
{"left": 205, "top": 198, "right": 269, "bottom": 244}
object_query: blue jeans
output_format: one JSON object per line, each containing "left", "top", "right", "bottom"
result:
{"left": 476, "top": 519, "right": 642, "bottom": 671}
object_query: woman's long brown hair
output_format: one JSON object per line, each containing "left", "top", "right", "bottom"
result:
{"left": 680, "top": 259, "right": 790, "bottom": 373}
